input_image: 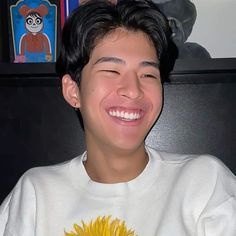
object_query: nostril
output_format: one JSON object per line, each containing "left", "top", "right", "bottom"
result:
{"left": 117, "top": 74, "right": 143, "bottom": 99}
{"left": 117, "top": 85, "right": 143, "bottom": 100}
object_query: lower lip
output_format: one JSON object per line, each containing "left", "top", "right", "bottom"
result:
{"left": 108, "top": 115, "right": 144, "bottom": 126}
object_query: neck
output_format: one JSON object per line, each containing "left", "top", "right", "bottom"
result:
{"left": 83, "top": 144, "right": 148, "bottom": 184}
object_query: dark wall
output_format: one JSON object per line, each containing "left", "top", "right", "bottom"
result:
{"left": 0, "top": 77, "right": 236, "bottom": 203}
{"left": 147, "top": 82, "right": 236, "bottom": 171}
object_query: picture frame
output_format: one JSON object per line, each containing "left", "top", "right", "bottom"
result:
{"left": 60, "top": 0, "right": 78, "bottom": 28}
{"left": 8, "top": 0, "right": 59, "bottom": 63}
{"left": 60, "top": 0, "right": 119, "bottom": 28}
{"left": 0, "top": 6, "right": 3, "bottom": 62}
{"left": 0, "top": 0, "right": 8, "bottom": 62}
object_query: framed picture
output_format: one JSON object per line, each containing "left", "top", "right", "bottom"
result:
{"left": 0, "top": 1, "right": 5, "bottom": 62}
{"left": 60, "top": 0, "right": 118, "bottom": 28}
{"left": 153, "top": 0, "right": 236, "bottom": 82}
{"left": 59, "top": 0, "right": 65, "bottom": 28}
{"left": 60, "top": 0, "right": 78, "bottom": 28}
{"left": 0, "top": 7, "right": 2, "bottom": 62}
{"left": 8, "top": 0, "right": 59, "bottom": 63}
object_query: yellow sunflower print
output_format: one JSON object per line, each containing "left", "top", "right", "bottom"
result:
{"left": 64, "top": 215, "right": 136, "bottom": 236}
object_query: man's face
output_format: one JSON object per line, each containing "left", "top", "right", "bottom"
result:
{"left": 76, "top": 29, "right": 163, "bottom": 152}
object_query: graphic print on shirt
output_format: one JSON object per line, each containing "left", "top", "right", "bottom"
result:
{"left": 64, "top": 215, "right": 137, "bottom": 236}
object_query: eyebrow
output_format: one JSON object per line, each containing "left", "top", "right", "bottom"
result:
{"left": 94, "top": 57, "right": 125, "bottom": 65}
{"left": 94, "top": 56, "right": 159, "bottom": 69}
{"left": 140, "top": 61, "right": 160, "bottom": 69}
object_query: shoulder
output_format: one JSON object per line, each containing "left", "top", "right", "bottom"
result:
{"left": 2, "top": 155, "right": 83, "bottom": 204}
{"left": 21, "top": 156, "right": 82, "bottom": 186}
{"left": 0, "top": 155, "right": 83, "bottom": 233}
{"left": 148, "top": 147, "right": 236, "bottom": 221}
{"left": 148, "top": 146, "right": 234, "bottom": 174}
{"left": 177, "top": 154, "right": 236, "bottom": 194}
{"left": 147, "top": 146, "right": 236, "bottom": 193}
{"left": 20, "top": 33, "right": 27, "bottom": 39}
{"left": 40, "top": 33, "right": 49, "bottom": 39}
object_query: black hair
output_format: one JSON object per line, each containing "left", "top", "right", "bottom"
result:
{"left": 56, "top": 0, "right": 176, "bottom": 84}
{"left": 26, "top": 12, "right": 42, "bottom": 18}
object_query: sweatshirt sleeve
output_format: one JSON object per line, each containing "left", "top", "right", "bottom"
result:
{"left": 195, "top": 157, "right": 236, "bottom": 236}
{"left": 197, "top": 197, "right": 236, "bottom": 236}
{"left": 0, "top": 172, "right": 36, "bottom": 236}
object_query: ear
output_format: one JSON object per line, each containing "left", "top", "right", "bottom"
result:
{"left": 62, "top": 74, "right": 80, "bottom": 108}
{"left": 37, "top": 4, "right": 48, "bottom": 17}
{"left": 19, "top": 5, "right": 29, "bottom": 17}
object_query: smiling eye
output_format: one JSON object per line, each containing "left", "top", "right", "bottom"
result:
{"left": 101, "top": 70, "right": 119, "bottom": 74}
{"left": 141, "top": 74, "right": 158, "bottom": 79}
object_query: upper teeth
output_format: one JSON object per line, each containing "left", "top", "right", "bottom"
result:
{"left": 109, "top": 110, "right": 141, "bottom": 120}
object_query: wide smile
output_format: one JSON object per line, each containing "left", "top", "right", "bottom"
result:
{"left": 107, "top": 107, "right": 144, "bottom": 122}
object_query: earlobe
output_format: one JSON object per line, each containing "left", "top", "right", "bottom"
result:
{"left": 62, "top": 74, "right": 80, "bottom": 108}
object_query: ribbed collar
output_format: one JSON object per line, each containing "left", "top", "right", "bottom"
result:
{"left": 69, "top": 146, "right": 162, "bottom": 198}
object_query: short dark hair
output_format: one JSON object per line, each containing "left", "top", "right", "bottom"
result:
{"left": 26, "top": 12, "right": 42, "bottom": 18}
{"left": 56, "top": 0, "right": 176, "bottom": 84}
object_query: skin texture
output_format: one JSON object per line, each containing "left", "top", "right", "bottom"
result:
{"left": 62, "top": 29, "right": 163, "bottom": 183}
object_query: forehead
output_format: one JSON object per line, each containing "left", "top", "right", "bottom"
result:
{"left": 90, "top": 28, "right": 157, "bottom": 62}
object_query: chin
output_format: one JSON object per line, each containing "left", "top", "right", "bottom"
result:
{"left": 111, "top": 139, "right": 145, "bottom": 153}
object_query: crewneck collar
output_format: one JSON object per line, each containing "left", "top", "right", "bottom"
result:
{"left": 69, "top": 146, "right": 162, "bottom": 198}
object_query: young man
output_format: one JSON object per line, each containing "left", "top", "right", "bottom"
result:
{"left": 0, "top": 1, "right": 235, "bottom": 235}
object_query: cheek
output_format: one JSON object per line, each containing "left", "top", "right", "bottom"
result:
{"left": 148, "top": 85, "right": 163, "bottom": 112}
{"left": 80, "top": 81, "right": 111, "bottom": 109}
{"left": 148, "top": 83, "right": 162, "bottom": 100}
{"left": 38, "top": 23, "right": 43, "bottom": 30}
{"left": 25, "top": 24, "right": 31, "bottom": 31}
{"left": 34, "top": 24, "right": 43, "bottom": 32}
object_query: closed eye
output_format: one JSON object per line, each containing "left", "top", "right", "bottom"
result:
{"left": 141, "top": 74, "right": 159, "bottom": 79}
{"left": 100, "top": 70, "right": 119, "bottom": 74}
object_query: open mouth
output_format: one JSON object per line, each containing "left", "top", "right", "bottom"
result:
{"left": 107, "top": 108, "right": 143, "bottom": 121}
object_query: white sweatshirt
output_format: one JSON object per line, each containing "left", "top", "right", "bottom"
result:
{"left": 0, "top": 146, "right": 235, "bottom": 236}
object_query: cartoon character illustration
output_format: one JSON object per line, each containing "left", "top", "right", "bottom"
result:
{"left": 64, "top": 216, "right": 136, "bottom": 236}
{"left": 15, "top": 4, "right": 52, "bottom": 62}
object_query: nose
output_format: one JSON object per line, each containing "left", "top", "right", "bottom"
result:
{"left": 117, "top": 72, "right": 143, "bottom": 100}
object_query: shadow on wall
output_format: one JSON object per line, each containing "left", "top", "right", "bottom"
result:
{"left": 154, "top": 0, "right": 211, "bottom": 59}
